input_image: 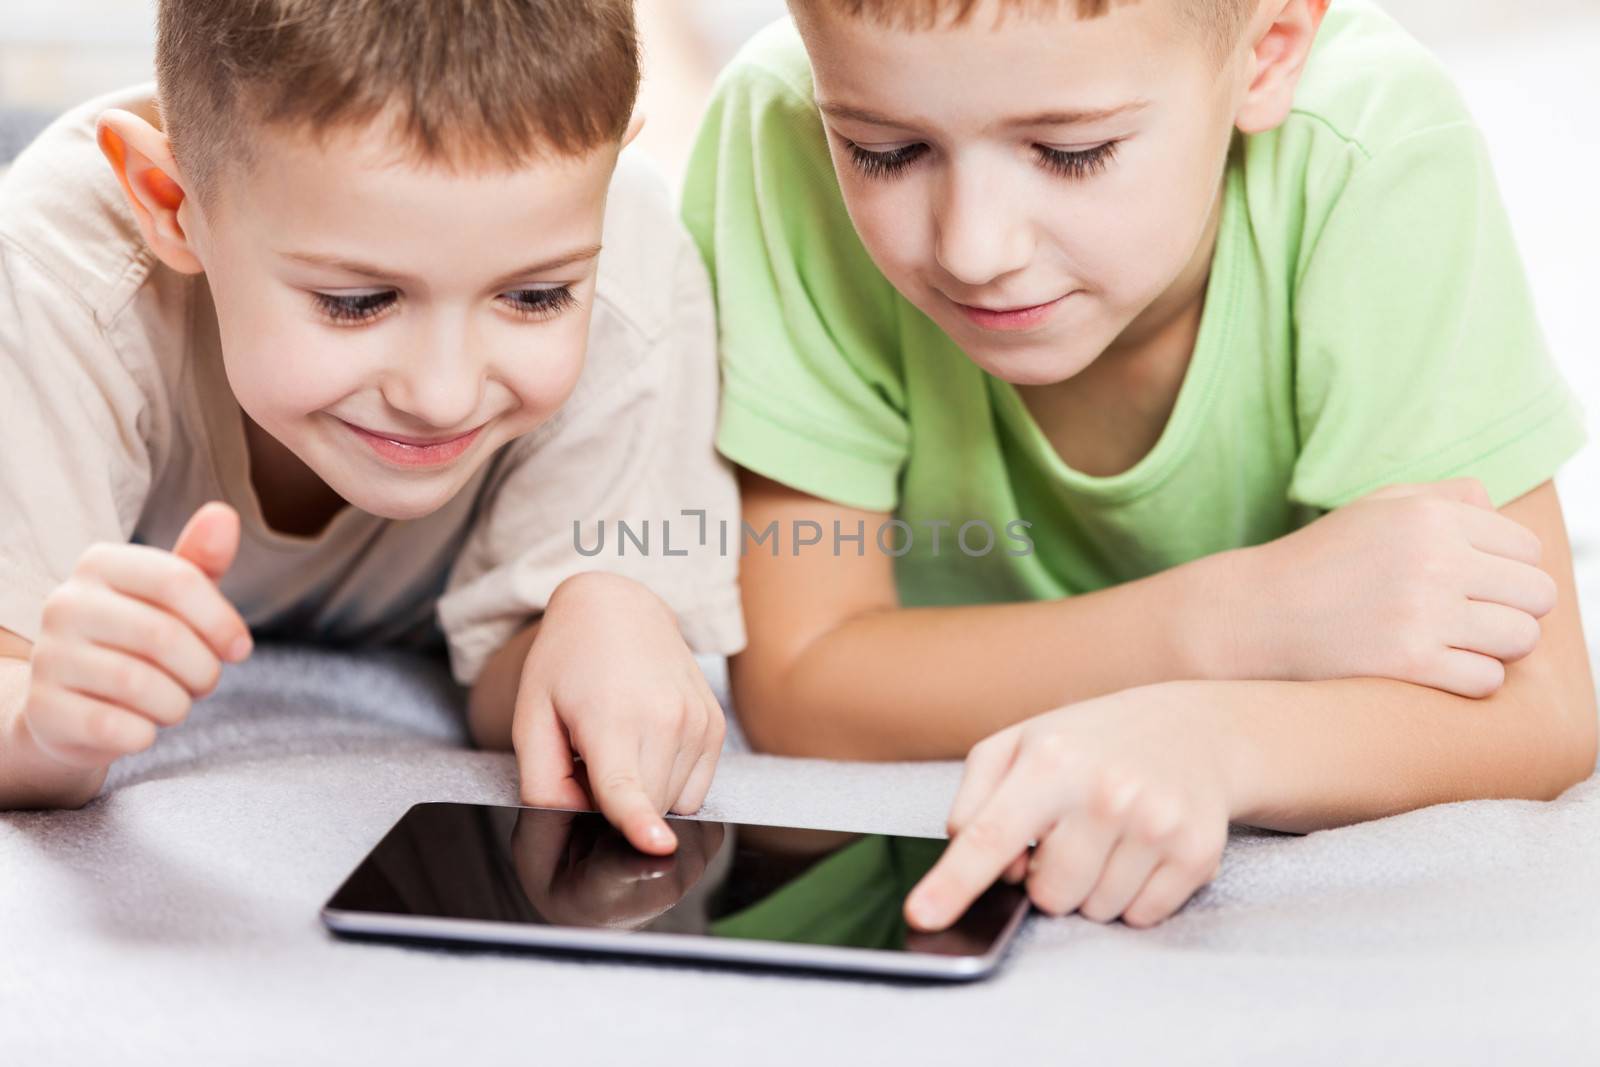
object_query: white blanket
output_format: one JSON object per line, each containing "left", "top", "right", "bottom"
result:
{"left": 3, "top": 638, "right": 1597, "bottom": 1066}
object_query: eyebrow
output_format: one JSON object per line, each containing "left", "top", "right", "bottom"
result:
{"left": 281, "top": 244, "right": 604, "bottom": 287}
{"left": 818, "top": 100, "right": 1149, "bottom": 131}
{"left": 1001, "top": 102, "right": 1150, "bottom": 128}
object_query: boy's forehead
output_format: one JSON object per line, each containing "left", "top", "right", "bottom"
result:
{"left": 203, "top": 116, "right": 618, "bottom": 280}
{"left": 799, "top": 0, "right": 1195, "bottom": 122}
{"left": 210, "top": 113, "right": 619, "bottom": 219}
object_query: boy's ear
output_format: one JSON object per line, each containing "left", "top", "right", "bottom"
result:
{"left": 623, "top": 111, "right": 646, "bottom": 149}
{"left": 1233, "top": 0, "right": 1332, "bottom": 135}
{"left": 95, "top": 109, "right": 204, "bottom": 276}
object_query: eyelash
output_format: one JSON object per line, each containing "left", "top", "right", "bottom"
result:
{"left": 313, "top": 291, "right": 394, "bottom": 324}
{"left": 312, "top": 287, "right": 577, "bottom": 325}
{"left": 844, "top": 140, "right": 1119, "bottom": 181}
{"left": 501, "top": 287, "right": 577, "bottom": 319}
{"left": 1035, "top": 141, "right": 1120, "bottom": 179}
{"left": 846, "top": 142, "right": 929, "bottom": 179}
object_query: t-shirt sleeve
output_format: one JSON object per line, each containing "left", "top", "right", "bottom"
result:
{"left": 1287, "top": 120, "right": 1586, "bottom": 511}
{"left": 681, "top": 46, "right": 911, "bottom": 514}
{"left": 434, "top": 228, "right": 747, "bottom": 688}
{"left": 0, "top": 239, "right": 155, "bottom": 643}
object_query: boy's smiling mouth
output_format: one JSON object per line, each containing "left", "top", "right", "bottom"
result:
{"left": 338, "top": 418, "right": 485, "bottom": 468}
{"left": 951, "top": 292, "right": 1075, "bottom": 333}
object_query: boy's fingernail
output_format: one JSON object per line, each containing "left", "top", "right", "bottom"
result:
{"left": 228, "top": 635, "right": 252, "bottom": 662}
{"left": 649, "top": 823, "right": 674, "bottom": 848}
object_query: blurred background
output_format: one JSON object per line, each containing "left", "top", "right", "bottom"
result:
{"left": 2, "top": 0, "right": 1597, "bottom": 544}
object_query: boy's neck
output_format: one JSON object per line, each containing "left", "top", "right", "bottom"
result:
{"left": 1014, "top": 179, "right": 1225, "bottom": 479}
{"left": 241, "top": 415, "right": 350, "bottom": 538}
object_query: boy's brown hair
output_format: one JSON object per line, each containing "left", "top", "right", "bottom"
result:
{"left": 156, "top": 0, "right": 640, "bottom": 201}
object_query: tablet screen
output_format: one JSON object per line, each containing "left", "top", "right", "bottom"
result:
{"left": 323, "top": 802, "right": 1026, "bottom": 970}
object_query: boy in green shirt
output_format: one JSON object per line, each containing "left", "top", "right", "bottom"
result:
{"left": 683, "top": 0, "right": 1596, "bottom": 930}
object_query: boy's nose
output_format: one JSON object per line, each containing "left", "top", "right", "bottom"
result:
{"left": 933, "top": 165, "right": 1034, "bottom": 288}
{"left": 378, "top": 344, "right": 486, "bottom": 433}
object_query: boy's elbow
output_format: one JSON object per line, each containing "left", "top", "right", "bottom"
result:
{"left": 731, "top": 687, "right": 828, "bottom": 758}
{"left": 1517, "top": 668, "right": 1597, "bottom": 801}
{"left": 739, "top": 713, "right": 876, "bottom": 761}
{"left": 726, "top": 654, "right": 791, "bottom": 755}
{"left": 736, "top": 705, "right": 801, "bottom": 757}
{"left": 1544, "top": 694, "right": 1598, "bottom": 799}
{"left": 728, "top": 654, "right": 874, "bottom": 761}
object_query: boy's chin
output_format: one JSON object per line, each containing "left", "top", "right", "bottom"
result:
{"left": 962, "top": 341, "right": 1103, "bottom": 389}
{"left": 330, "top": 471, "right": 468, "bottom": 522}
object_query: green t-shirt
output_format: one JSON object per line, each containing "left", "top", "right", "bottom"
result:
{"left": 681, "top": 0, "right": 1586, "bottom": 608}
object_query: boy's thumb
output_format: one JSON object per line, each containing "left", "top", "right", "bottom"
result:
{"left": 172, "top": 501, "right": 242, "bottom": 582}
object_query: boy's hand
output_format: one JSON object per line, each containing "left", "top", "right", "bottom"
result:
{"left": 21, "top": 502, "right": 252, "bottom": 771}
{"left": 1229, "top": 477, "right": 1555, "bottom": 698}
{"left": 905, "top": 686, "right": 1231, "bottom": 932}
{"left": 511, "top": 572, "right": 725, "bottom": 856}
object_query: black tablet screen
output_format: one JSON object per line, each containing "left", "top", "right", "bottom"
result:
{"left": 325, "top": 802, "right": 1025, "bottom": 958}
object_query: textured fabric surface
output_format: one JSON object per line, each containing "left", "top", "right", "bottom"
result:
{"left": 2, "top": 640, "right": 1597, "bottom": 1066}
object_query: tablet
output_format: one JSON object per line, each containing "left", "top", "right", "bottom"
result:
{"left": 321, "top": 802, "right": 1029, "bottom": 981}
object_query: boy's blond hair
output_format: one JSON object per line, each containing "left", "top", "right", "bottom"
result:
{"left": 794, "top": 0, "right": 1255, "bottom": 54}
{"left": 156, "top": 0, "right": 640, "bottom": 201}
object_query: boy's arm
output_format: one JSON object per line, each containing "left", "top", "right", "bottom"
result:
{"left": 0, "top": 508, "right": 252, "bottom": 810}
{"left": 465, "top": 616, "right": 542, "bottom": 750}
{"left": 1218, "top": 480, "right": 1595, "bottom": 829}
{"left": 460, "top": 571, "right": 727, "bottom": 854}
{"left": 0, "top": 629, "right": 107, "bottom": 809}
{"left": 731, "top": 469, "right": 1557, "bottom": 761}
{"left": 904, "top": 481, "right": 1592, "bottom": 930}
{"left": 730, "top": 472, "right": 1232, "bottom": 760}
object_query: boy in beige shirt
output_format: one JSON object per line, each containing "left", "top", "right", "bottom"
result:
{"left": 0, "top": 0, "right": 745, "bottom": 854}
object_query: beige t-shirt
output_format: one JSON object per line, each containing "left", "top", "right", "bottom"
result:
{"left": 0, "top": 87, "right": 746, "bottom": 686}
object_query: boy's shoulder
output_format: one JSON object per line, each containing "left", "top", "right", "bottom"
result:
{"left": 591, "top": 146, "right": 705, "bottom": 347}
{"left": 0, "top": 85, "right": 162, "bottom": 324}
{"left": 1289, "top": 0, "right": 1477, "bottom": 159}
{"left": 0, "top": 86, "right": 188, "bottom": 475}
{"left": 1239, "top": 0, "right": 1496, "bottom": 294}
{"left": 558, "top": 143, "right": 718, "bottom": 426}
{"left": 713, "top": 17, "right": 817, "bottom": 110}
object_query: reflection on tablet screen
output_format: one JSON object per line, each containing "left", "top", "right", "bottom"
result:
{"left": 325, "top": 803, "right": 1020, "bottom": 958}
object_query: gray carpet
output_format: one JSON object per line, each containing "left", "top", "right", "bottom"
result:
{"left": 3, "top": 641, "right": 1597, "bottom": 1066}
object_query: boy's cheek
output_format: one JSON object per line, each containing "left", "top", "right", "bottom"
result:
{"left": 870, "top": 225, "right": 929, "bottom": 288}
{"left": 501, "top": 326, "right": 593, "bottom": 427}
{"left": 226, "top": 334, "right": 359, "bottom": 420}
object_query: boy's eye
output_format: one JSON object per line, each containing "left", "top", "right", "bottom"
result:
{"left": 843, "top": 139, "right": 1119, "bottom": 182}
{"left": 499, "top": 287, "right": 577, "bottom": 320}
{"left": 1034, "top": 141, "right": 1119, "bottom": 180}
{"left": 314, "top": 290, "right": 397, "bottom": 325}
{"left": 844, "top": 140, "right": 929, "bottom": 180}
{"left": 310, "top": 288, "right": 576, "bottom": 325}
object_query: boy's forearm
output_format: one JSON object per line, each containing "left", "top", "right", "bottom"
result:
{"left": 466, "top": 616, "right": 543, "bottom": 751}
{"left": 737, "top": 549, "right": 1243, "bottom": 760}
{"left": 1188, "top": 666, "right": 1598, "bottom": 834}
{"left": 0, "top": 658, "right": 106, "bottom": 810}
{"left": 466, "top": 573, "right": 703, "bottom": 751}
{"left": 1203, "top": 481, "right": 1597, "bottom": 832}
